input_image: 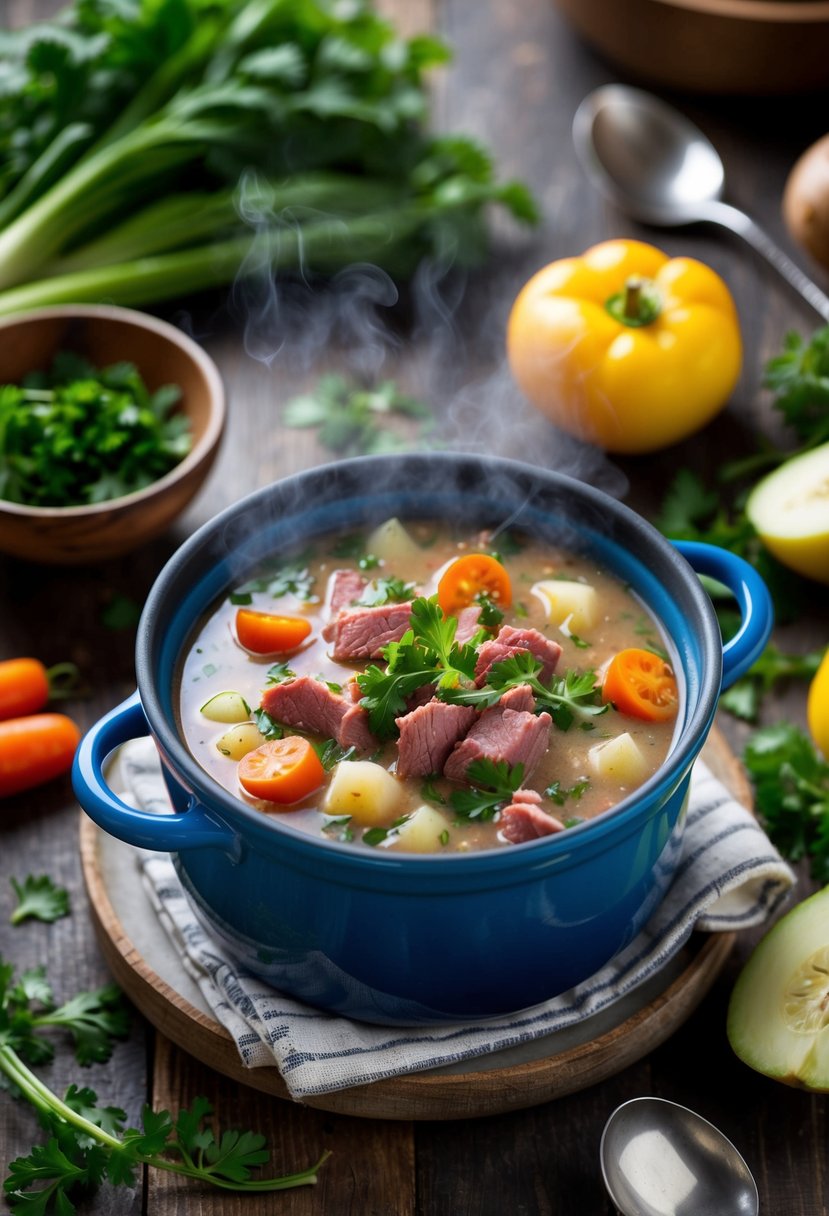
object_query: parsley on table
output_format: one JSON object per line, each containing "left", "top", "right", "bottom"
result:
{"left": 0, "top": 353, "right": 189, "bottom": 508}
{"left": 720, "top": 645, "right": 826, "bottom": 723}
{"left": 0, "top": 956, "right": 328, "bottom": 1211}
{"left": 10, "top": 876, "right": 70, "bottom": 926}
{"left": 450, "top": 759, "right": 524, "bottom": 822}
{"left": 744, "top": 723, "right": 829, "bottom": 883}
{"left": 283, "top": 376, "right": 435, "bottom": 457}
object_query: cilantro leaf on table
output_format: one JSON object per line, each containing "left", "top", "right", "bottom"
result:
{"left": 283, "top": 375, "right": 435, "bottom": 457}
{"left": 0, "top": 952, "right": 330, "bottom": 1209}
{"left": 744, "top": 722, "right": 829, "bottom": 883}
{"left": 720, "top": 644, "right": 826, "bottom": 722}
{"left": 10, "top": 876, "right": 70, "bottom": 926}
{"left": 450, "top": 759, "right": 525, "bottom": 822}
{"left": 764, "top": 327, "right": 829, "bottom": 448}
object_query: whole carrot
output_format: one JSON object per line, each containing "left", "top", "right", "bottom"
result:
{"left": 0, "top": 658, "right": 79, "bottom": 720}
{"left": 0, "top": 713, "right": 82, "bottom": 798}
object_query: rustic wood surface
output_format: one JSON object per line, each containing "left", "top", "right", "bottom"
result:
{"left": 1, "top": 0, "right": 828, "bottom": 1212}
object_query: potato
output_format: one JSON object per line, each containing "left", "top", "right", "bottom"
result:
{"left": 783, "top": 133, "right": 829, "bottom": 271}
{"left": 394, "top": 804, "right": 450, "bottom": 852}
{"left": 200, "top": 691, "right": 251, "bottom": 723}
{"left": 588, "top": 732, "right": 647, "bottom": 785}
{"left": 215, "top": 722, "right": 264, "bottom": 760}
{"left": 365, "top": 517, "right": 422, "bottom": 565}
{"left": 323, "top": 759, "right": 403, "bottom": 826}
{"left": 532, "top": 578, "right": 599, "bottom": 634}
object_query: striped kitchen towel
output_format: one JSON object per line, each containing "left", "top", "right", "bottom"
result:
{"left": 120, "top": 737, "right": 794, "bottom": 1099}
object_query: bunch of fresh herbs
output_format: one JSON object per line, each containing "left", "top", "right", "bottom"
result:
{"left": 0, "top": 351, "right": 190, "bottom": 507}
{"left": 0, "top": 931, "right": 327, "bottom": 1211}
{"left": 744, "top": 722, "right": 829, "bottom": 883}
{"left": 0, "top": 0, "right": 537, "bottom": 315}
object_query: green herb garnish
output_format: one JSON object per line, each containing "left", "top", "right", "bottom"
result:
{"left": 744, "top": 722, "right": 829, "bottom": 883}
{"left": 355, "top": 577, "right": 416, "bottom": 607}
{"left": 544, "top": 779, "right": 590, "bottom": 806}
{"left": 450, "top": 759, "right": 524, "bottom": 822}
{"left": 441, "top": 652, "right": 607, "bottom": 732}
{"left": 0, "top": 354, "right": 188, "bottom": 508}
{"left": 10, "top": 876, "right": 70, "bottom": 926}
{"left": 284, "top": 376, "right": 434, "bottom": 457}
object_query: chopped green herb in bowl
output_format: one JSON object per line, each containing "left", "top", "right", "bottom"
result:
{"left": 0, "top": 306, "right": 225, "bottom": 565}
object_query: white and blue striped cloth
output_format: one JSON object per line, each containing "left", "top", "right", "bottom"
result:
{"left": 122, "top": 739, "right": 794, "bottom": 1099}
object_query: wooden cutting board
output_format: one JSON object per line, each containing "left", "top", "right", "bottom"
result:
{"left": 79, "top": 726, "right": 746, "bottom": 1121}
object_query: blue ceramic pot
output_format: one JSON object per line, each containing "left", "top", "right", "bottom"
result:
{"left": 73, "top": 454, "right": 772, "bottom": 1024}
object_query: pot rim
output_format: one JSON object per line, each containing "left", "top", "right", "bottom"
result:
{"left": 135, "top": 452, "right": 721, "bottom": 871}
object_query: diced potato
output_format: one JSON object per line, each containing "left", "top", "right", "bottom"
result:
{"left": 394, "top": 804, "right": 451, "bottom": 852}
{"left": 215, "top": 722, "right": 264, "bottom": 760}
{"left": 532, "top": 579, "right": 599, "bottom": 634}
{"left": 588, "top": 732, "right": 648, "bottom": 785}
{"left": 323, "top": 759, "right": 403, "bottom": 826}
{"left": 365, "top": 517, "right": 422, "bottom": 565}
{"left": 200, "top": 691, "right": 251, "bottom": 723}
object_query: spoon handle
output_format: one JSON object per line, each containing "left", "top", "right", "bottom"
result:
{"left": 700, "top": 200, "right": 829, "bottom": 323}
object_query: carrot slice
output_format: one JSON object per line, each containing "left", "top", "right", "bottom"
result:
{"left": 235, "top": 609, "right": 312, "bottom": 655}
{"left": 238, "top": 737, "right": 325, "bottom": 804}
{"left": 602, "top": 648, "right": 679, "bottom": 722}
{"left": 436, "top": 554, "right": 512, "bottom": 617}
{"left": 0, "top": 713, "right": 82, "bottom": 798}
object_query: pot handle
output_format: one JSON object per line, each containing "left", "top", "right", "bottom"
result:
{"left": 672, "top": 540, "right": 774, "bottom": 691}
{"left": 72, "top": 690, "right": 238, "bottom": 853}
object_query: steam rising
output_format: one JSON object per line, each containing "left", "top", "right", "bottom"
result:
{"left": 227, "top": 185, "right": 628, "bottom": 500}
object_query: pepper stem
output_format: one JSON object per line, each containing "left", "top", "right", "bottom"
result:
{"left": 605, "top": 276, "right": 661, "bottom": 328}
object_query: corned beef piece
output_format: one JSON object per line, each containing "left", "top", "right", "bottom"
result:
{"left": 497, "top": 683, "right": 535, "bottom": 713}
{"left": 322, "top": 601, "right": 414, "bottom": 661}
{"left": 327, "top": 569, "right": 367, "bottom": 616}
{"left": 395, "top": 700, "right": 478, "bottom": 779}
{"left": 500, "top": 791, "right": 565, "bottom": 843}
{"left": 443, "top": 704, "right": 552, "bottom": 784}
{"left": 261, "top": 676, "right": 376, "bottom": 752}
{"left": 455, "top": 605, "right": 483, "bottom": 644}
{"left": 474, "top": 625, "right": 562, "bottom": 686}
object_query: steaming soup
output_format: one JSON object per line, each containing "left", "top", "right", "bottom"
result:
{"left": 178, "top": 519, "right": 679, "bottom": 853}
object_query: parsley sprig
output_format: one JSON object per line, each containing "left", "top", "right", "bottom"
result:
{"left": 440, "top": 652, "right": 608, "bottom": 731}
{"left": 744, "top": 723, "right": 829, "bottom": 883}
{"left": 356, "top": 597, "right": 480, "bottom": 740}
{"left": 720, "top": 644, "right": 826, "bottom": 723}
{"left": 283, "top": 375, "right": 435, "bottom": 456}
{"left": 0, "top": 957, "right": 328, "bottom": 1211}
{"left": 450, "top": 759, "right": 524, "bottom": 822}
{"left": 10, "top": 876, "right": 70, "bottom": 926}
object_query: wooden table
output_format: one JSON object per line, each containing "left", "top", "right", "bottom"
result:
{"left": 1, "top": 1, "right": 828, "bottom": 1211}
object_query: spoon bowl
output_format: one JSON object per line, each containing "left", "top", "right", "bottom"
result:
{"left": 573, "top": 84, "right": 829, "bottom": 322}
{"left": 600, "top": 1096, "right": 759, "bottom": 1216}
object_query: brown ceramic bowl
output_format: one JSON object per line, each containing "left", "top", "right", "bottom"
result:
{"left": 0, "top": 306, "right": 225, "bottom": 564}
{"left": 553, "top": 0, "right": 829, "bottom": 95}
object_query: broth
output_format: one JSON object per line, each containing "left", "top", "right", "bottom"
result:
{"left": 178, "top": 519, "right": 678, "bottom": 853}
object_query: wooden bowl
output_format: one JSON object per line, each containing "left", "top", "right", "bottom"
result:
{"left": 552, "top": 0, "right": 829, "bottom": 95}
{"left": 0, "top": 306, "right": 225, "bottom": 564}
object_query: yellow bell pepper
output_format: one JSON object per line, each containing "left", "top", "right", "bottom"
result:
{"left": 506, "top": 239, "right": 742, "bottom": 454}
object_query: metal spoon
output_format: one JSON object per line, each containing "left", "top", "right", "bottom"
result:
{"left": 600, "top": 1097, "right": 759, "bottom": 1216}
{"left": 573, "top": 83, "right": 829, "bottom": 323}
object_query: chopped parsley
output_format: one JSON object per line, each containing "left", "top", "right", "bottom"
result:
{"left": 450, "top": 759, "right": 524, "bottom": 822}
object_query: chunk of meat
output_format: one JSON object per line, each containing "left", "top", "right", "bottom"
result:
{"left": 443, "top": 704, "right": 552, "bottom": 784}
{"left": 497, "top": 683, "right": 535, "bottom": 713}
{"left": 321, "top": 602, "right": 414, "bottom": 661}
{"left": 395, "top": 700, "right": 478, "bottom": 779}
{"left": 261, "top": 676, "right": 376, "bottom": 752}
{"left": 327, "top": 569, "right": 367, "bottom": 616}
{"left": 455, "top": 605, "right": 483, "bottom": 645}
{"left": 500, "top": 791, "right": 565, "bottom": 843}
{"left": 474, "top": 625, "right": 562, "bottom": 686}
